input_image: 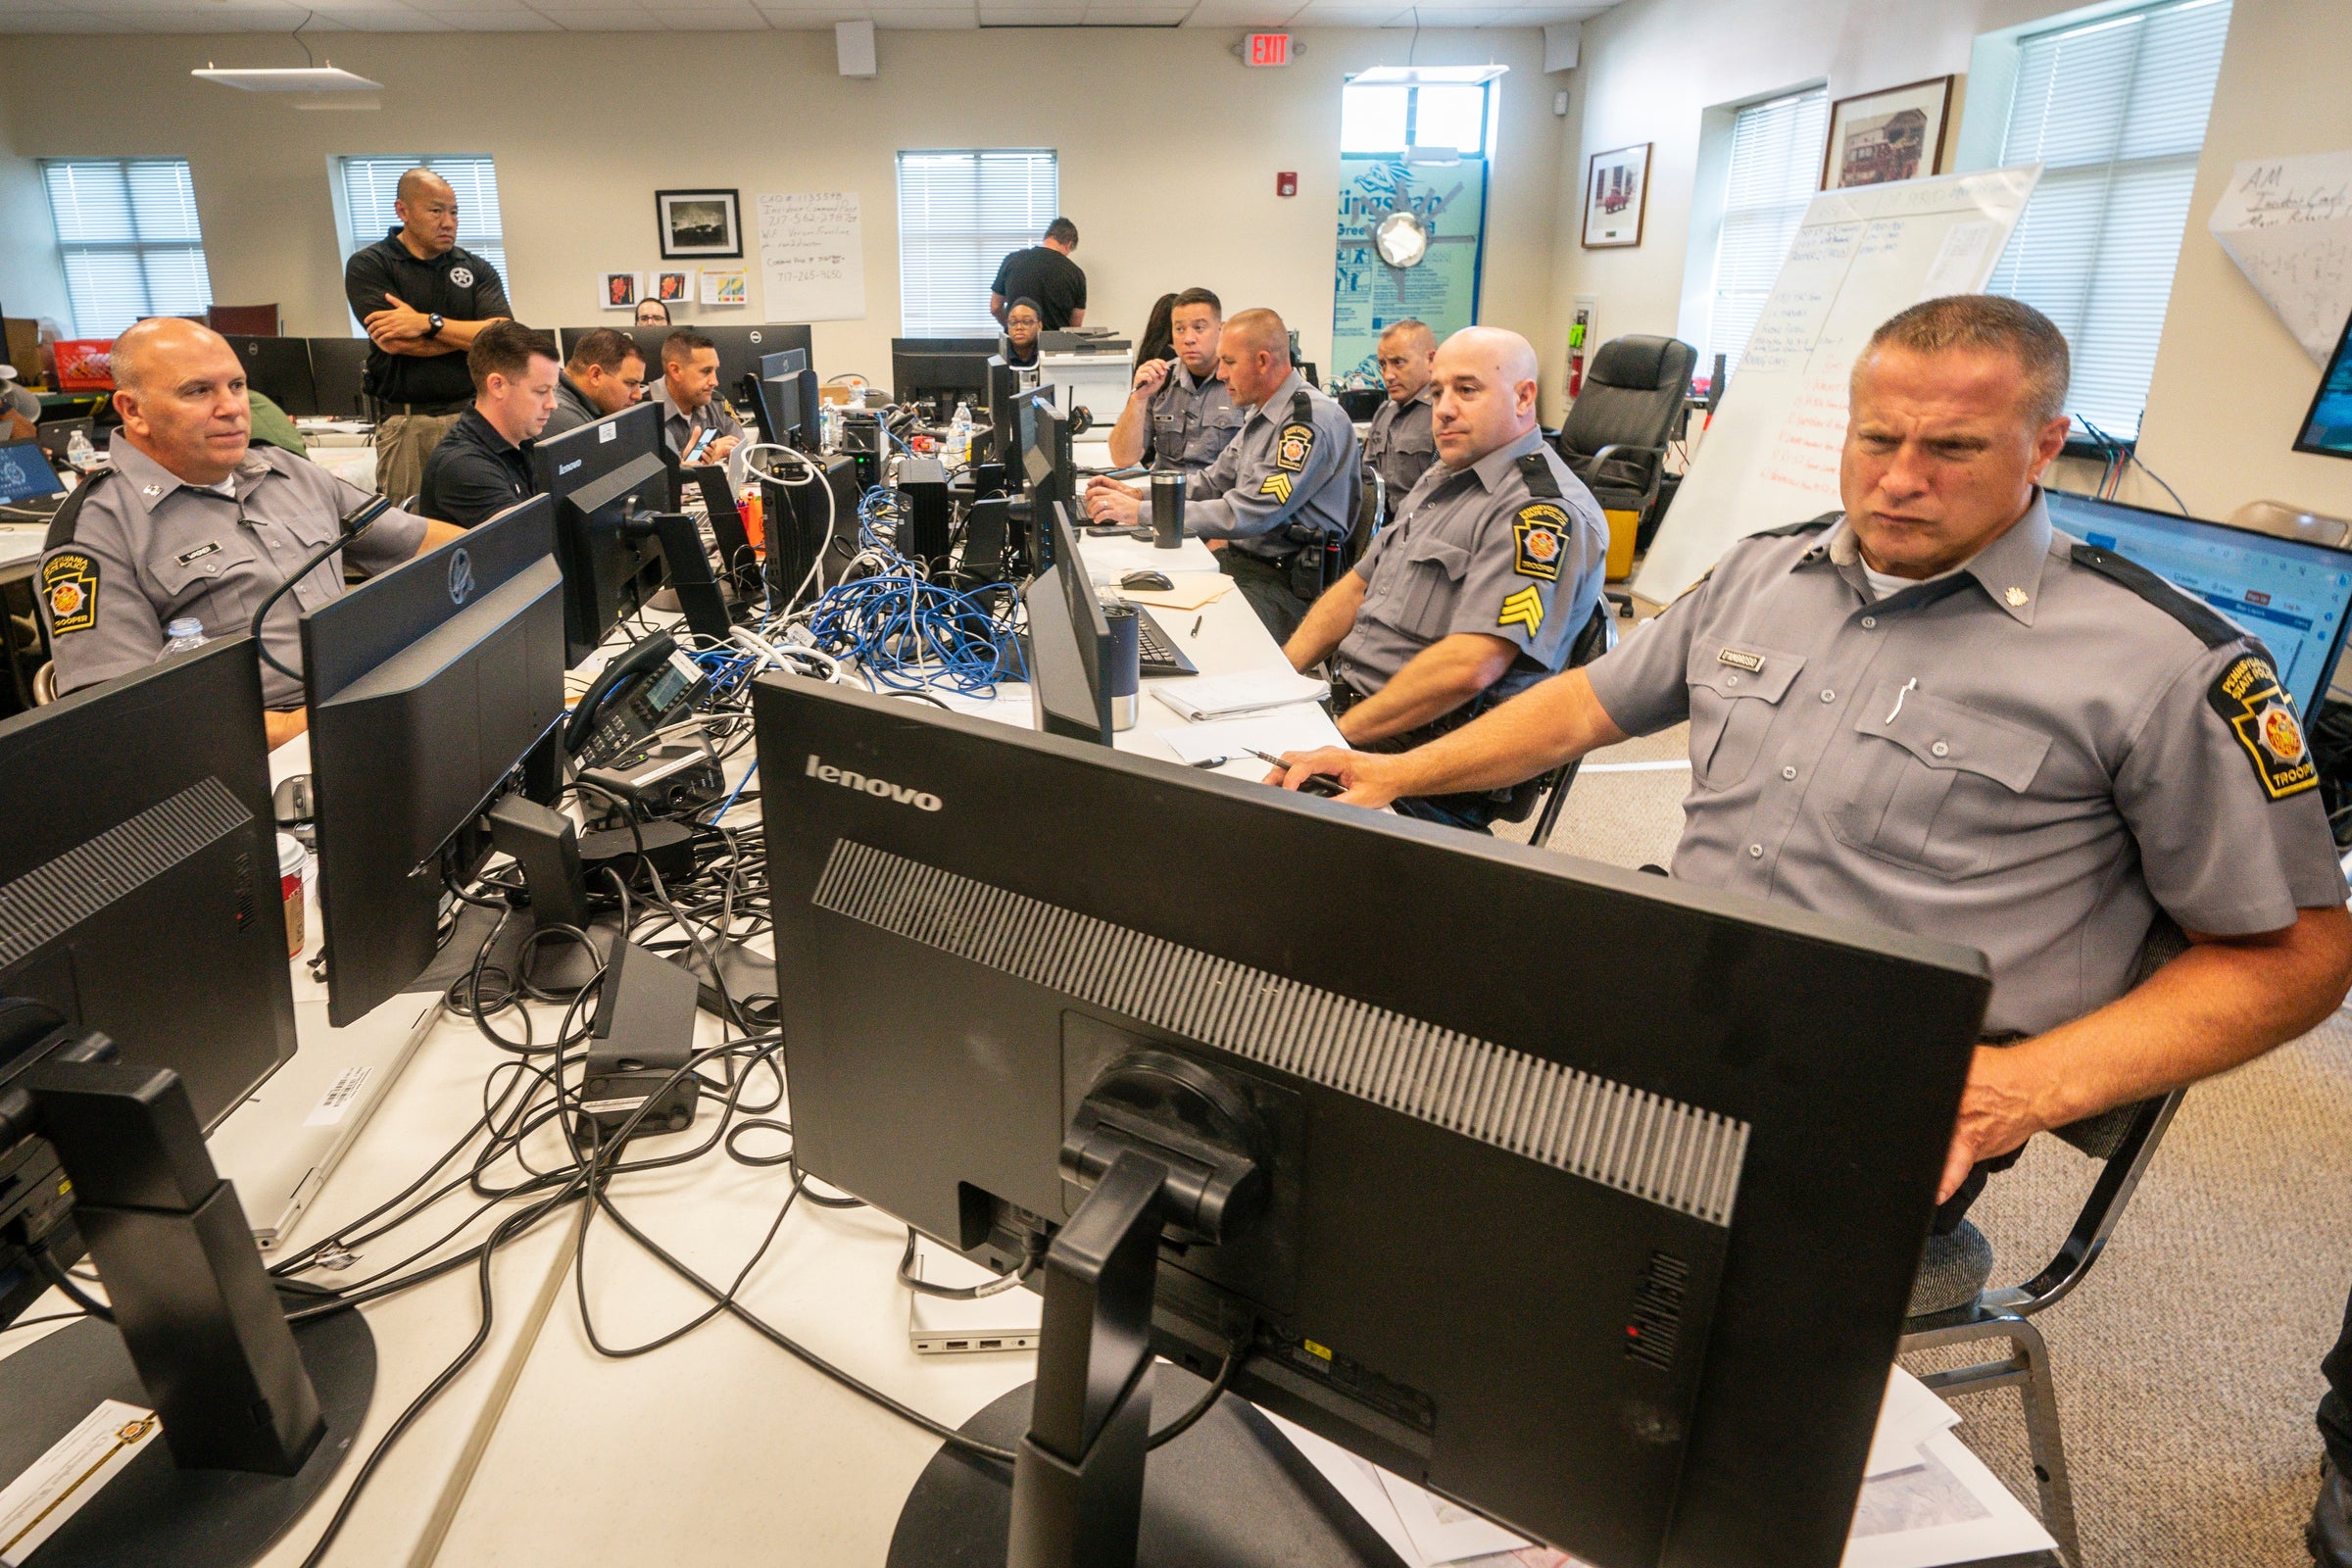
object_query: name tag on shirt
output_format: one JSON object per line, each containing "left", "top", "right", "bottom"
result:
{"left": 1717, "top": 648, "right": 1766, "bottom": 672}
{"left": 176, "top": 542, "right": 222, "bottom": 565}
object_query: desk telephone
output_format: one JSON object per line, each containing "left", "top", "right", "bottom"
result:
{"left": 567, "top": 633, "right": 708, "bottom": 767}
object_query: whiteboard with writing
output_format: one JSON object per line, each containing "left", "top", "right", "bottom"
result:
{"left": 2208, "top": 151, "right": 2352, "bottom": 365}
{"left": 756, "top": 190, "right": 866, "bottom": 323}
{"left": 1631, "top": 165, "right": 2042, "bottom": 606}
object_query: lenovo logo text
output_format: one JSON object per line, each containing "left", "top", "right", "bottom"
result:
{"left": 806, "top": 755, "right": 943, "bottom": 811}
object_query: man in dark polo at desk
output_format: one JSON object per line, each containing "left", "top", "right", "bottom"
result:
{"left": 1272, "top": 295, "right": 2352, "bottom": 1246}
{"left": 416, "top": 322, "right": 560, "bottom": 528}
{"left": 544, "top": 328, "right": 647, "bottom": 440}
{"left": 343, "top": 167, "right": 512, "bottom": 506}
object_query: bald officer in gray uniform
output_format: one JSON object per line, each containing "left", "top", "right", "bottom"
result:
{"left": 1274, "top": 296, "right": 2352, "bottom": 1214}
{"left": 37, "top": 318, "right": 460, "bottom": 748}
{"left": 1360, "top": 318, "right": 1440, "bottom": 509}
{"left": 1085, "top": 308, "right": 1359, "bottom": 643}
{"left": 1278, "top": 326, "right": 1605, "bottom": 832}
{"left": 1105, "top": 288, "right": 1242, "bottom": 473}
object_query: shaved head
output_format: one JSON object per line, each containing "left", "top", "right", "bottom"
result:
{"left": 107, "top": 317, "right": 251, "bottom": 485}
{"left": 396, "top": 168, "right": 451, "bottom": 206}
{"left": 1377, "top": 318, "right": 1436, "bottom": 355}
{"left": 1222, "top": 308, "right": 1289, "bottom": 362}
{"left": 1429, "top": 326, "right": 1542, "bottom": 469}
{"left": 1218, "top": 308, "right": 1295, "bottom": 407}
{"left": 1375, "top": 318, "right": 1438, "bottom": 402}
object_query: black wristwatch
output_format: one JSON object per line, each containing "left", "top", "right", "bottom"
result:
{"left": 423, "top": 313, "right": 445, "bottom": 340}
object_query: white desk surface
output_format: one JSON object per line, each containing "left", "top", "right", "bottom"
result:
{"left": 0, "top": 524, "right": 43, "bottom": 569}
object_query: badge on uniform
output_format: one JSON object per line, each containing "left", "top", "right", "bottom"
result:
{"left": 1498, "top": 585, "right": 1545, "bottom": 636}
{"left": 1512, "top": 502, "right": 1572, "bottom": 582}
{"left": 39, "top": 551, "right": 100, "bottom": 635}
{"left": 2208, "top": 653, "right": 2317, "bottom": 800}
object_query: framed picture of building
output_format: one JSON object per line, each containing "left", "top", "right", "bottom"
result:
{"left": 1582, "top": 143, "right": 1651, "bottom": 248}
{"left": 1822, "top": 76, "right": 1956, "bottom": 190}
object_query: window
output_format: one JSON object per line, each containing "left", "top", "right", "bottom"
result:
{"left": 41, "top": 160, "right": 214, "bottom": 338}
{"left": 1339, "top": 82, "right": 1494, "bottom": 158}
{"left": 1987, "top": 0, "right": 2230, "bottom": 438}
{"left": 334, "top": 155, "right": 509, "bottom": 293}
{"left": 1704, "top": 89, "right": 1831, "bottom": 379}
{"left": 896, "top": 151, "right": 1059, "bottom": 337}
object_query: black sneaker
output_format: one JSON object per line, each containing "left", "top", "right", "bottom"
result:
{"left": 2315, "top": 1457, "right": 2352, "bottom": 1568}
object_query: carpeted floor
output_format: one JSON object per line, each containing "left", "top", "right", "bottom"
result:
{"left": 1499, "top": 722, "right": 2352, "bottom": 1568}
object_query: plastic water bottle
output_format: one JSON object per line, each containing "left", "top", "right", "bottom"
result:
{"left": 65, "top": 427, "right": 95, "bottom": 470}
{"left": 160, "top": 618, "right": 209, "bottom": 659}
{"left": 949, "top": 402, "right": 974, "bottom": 466}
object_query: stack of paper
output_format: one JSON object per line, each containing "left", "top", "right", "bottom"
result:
{"left": 1153, "top": 669, "right": 1331, "bottom": 722}
{"left": 1156, "top": 712, "right": 1340, "bottom": 768}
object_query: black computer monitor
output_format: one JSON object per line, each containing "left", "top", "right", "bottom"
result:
{"left": 300, "top": 495, "right": 568, "bottom": 1027}
{"left": 2296, "top": 308, "right": 2352, "bottom": 460}
{"left": 1023, "top": 502, "right": 1112, "bottom": 745}
{"left": 754, "top": 348, "right": 811, "bottom": 447}
{"left": 0, "top": 438, "right": 67, "bottom": 507}
{"left": 892, "top": 337, "right": 997, "bottom": 420}
{"left": 225, "top": 336, "right": 318, "bottom": 418}
{"left": 308, "top": 336, "right": 372, "bottom": 418}
{"left": 985, "top": 356, "right": 1039, "bottom": 466}
{"left": 1016, "top": 386, "right": 1073, "bottom": 548}
{"left": 750, "top": 677, "right": 1989, "bottom": 1568}
{"left": 2043, "top": 488, "right": 2352, "bottom": 711}
{"left": 528, "top": 401, "right": 672, "bottom": 667}
{"left": 0, "top": 635, "right": 297, "bottom": 1137}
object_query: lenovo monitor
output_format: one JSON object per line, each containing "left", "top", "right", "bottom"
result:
{"left": 300, "top": 495, "right": 568, "bottom": 1026}
{"left": 529, "top": 400, "right": 672, "bottom": 666}
{"left": 750, "top": 677, "right": 1987, "bottom": 1568}
{"left": 2043, "top": 488, "right": 2352, "bottom": 712}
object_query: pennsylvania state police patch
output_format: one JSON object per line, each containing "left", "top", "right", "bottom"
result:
{"left": 1275, "top": 421, "right": 1314, "bottom": 473}
{"left": 2208, "top": 653, "right": 2317, "bottom": 801}
{"left": 39, "top": 551, "right": 100, "bottom": 635}
{"left": 1512, "top": 502, "right": 1571, "bottom": 581}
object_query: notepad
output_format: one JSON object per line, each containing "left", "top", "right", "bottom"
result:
{"left": 1152, "top": 669, "right": 1331, "bottom": 723}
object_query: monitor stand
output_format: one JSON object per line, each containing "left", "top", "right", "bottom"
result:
{"left": 485, "top": 795, "right": 620, "bottom": 995}
{"left": 891, "top": 1050, "right": 1403, "bottom": 1568}
{"left": 0, "top": 1026, "right": 375, "bottom": 1568}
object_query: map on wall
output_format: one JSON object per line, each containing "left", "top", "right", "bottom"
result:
{"left": 1331, "top": 158, "right": 1488, "bottom": 383}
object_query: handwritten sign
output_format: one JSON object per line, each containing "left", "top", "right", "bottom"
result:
{"left": 2209, "top": 151, "right": 2352, "bottom": 364}
{"left": 756, "top": 191, "right": 865, "bottom": 323}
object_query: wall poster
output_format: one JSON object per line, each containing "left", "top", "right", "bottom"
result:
{"left": 1330, "top": 156, "right": 1489, "bottom": 385}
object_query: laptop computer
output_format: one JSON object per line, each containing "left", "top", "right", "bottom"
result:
{"left": 0, "top": 438, "right": 68, "bottom": 523}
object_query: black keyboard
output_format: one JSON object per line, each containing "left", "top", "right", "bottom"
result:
{"left": 1134, "top": 607, "right": 1197, "bottom": 677}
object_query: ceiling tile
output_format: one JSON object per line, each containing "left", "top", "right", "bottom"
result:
{"left": 544, "top": 6, "right": 664, "bottom": 24}
{"left": 977, "top": 6, "right": 1087, "bottom": 21}
{"left": 419, "top": 9, "right": 562, "bottom": 24}
{"left": 0, "top": 9, "right": 125, "bottom": 27}
{"left": 638, "top": 5, "right": 769, "bottom": 24}
{"left": 872, "top": 8, "right": 978, "bottom": 23}
{"left": 301, "top": 5, "right": 453, "bottom": 25}
{"left": 1080, "top": 4, "right": 1187, "bottom": 19}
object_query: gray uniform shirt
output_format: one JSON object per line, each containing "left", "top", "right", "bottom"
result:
{"left": 1335, "top": 428, "right": 1607, "bottom": 705}
{"left": 1584, "top": 491, "right": 2349, "bottom": 1035}
{"left": 1361, "top": 383, "right": 1438, "bottom": 510}
{"left": 1145, "top": 364, "right": 1243, "bottom": 472}
{"left": 38, "top": 431, "right": 427, "bottom": 709}
{"left": 1142, "top": 371, "right": 1359, "bottom": 564}
{"left": 652, "top": 377, "right": 743, "bottom": 459}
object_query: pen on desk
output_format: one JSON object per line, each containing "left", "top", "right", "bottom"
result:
{"left": 1189, "top": 614, "right": 1202, "bottom": 638}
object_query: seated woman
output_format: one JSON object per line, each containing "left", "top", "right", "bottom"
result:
{"left": 1002, "top": 298, "right": 1044, "bottom": 368}
{"left": 1135, "top": 291, "right": 1178, "bottom": 368}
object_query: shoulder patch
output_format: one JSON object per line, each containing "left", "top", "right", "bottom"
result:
{"left": 1749, "top": 511, "right": 1841, "bottom": 539}
{"left": 2069, "top": 543, "right": 2242, "bottom": 649}
{"left": 1513, "top": 502, "right": 1573, "bottom": 581}
{"left": 39, "top": 549, "right": 100, "bottom": 635}
{"left": 2208, "top": 653, "right": 2318, "bottom": 800}
{"left": 1274, "top": 419, "right": 1315, "bottom": 474}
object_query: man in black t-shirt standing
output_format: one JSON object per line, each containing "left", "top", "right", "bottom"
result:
{"left": 342, "top": 167, "right": 513, "bottom": 505}
{"left": 989, "top": 218, "right": 1087, "bottom": 332}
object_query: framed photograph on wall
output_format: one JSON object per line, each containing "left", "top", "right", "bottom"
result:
{"left": 600, "top": 270, "right": 644, "bottom": 311}
{"left": 1823, "top": 76, "right": 1957, "bottom": 190}
{"left": 1582, "top": 144, "right": 1651, "bottom": 248}
{"left": 657, "top": 189, "right": 743, "bottom": 260}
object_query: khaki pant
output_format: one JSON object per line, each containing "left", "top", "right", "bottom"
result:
{"left": 373, "top": 411, "right": 463, "bottom": 507}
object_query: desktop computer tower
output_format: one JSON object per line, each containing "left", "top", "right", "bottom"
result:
{"left": 896, "top": 456, "right": 952, "bottom": 569}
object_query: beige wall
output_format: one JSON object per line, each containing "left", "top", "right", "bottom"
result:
{"left": 2132, "top": 0, "right": 2352, "bottom": 521}
{"left": 0, "top": 26, "right": 1565, "bottom": 392}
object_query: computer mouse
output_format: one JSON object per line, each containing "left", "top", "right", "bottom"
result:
{"left": 1119, "top": 570, "right": 1175, "bottom": 592}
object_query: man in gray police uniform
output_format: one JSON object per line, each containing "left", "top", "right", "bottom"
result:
{"left": 1084, "top": 308, "right": 1359, "bottom": 643}
{"left": 1104, "top": 288, "right": 1241, "bottom": 473}
{"left": 1360, "top": 318, "right": 1440, "bottom": 510}
{"left": 37, "top": 318, "right": 461, "bottom": 749}
{"left": 1277, "top": 326, "right": 1605, "bottom": 832}
{"left": 1274, "top": 295, "right": 2352, "bottom": 1219}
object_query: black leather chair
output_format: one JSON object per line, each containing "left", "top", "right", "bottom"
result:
{"left": 1556, "top": 336, "right": 1698, "bottom": 609}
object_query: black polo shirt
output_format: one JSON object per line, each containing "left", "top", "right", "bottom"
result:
{"left": 343, "top": 226, "right": 512, "bottom": 409}
{"left": 416, "top": 407, "right": 533, "bottom": 527}
{"left": 989, "top": 246, "right": 1087, "bottom": 331}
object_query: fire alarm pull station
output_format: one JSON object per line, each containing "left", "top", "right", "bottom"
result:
{"left": 1276, "top": 172, "right": 1298, "bottom": 198}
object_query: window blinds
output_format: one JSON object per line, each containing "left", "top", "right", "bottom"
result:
{"left": 42, "top": 160, "right": 214, "bottom": 338}
{"left": 896, "top": 151, "right": 1059, "bottom": 336}
{"left": 1707, "top": 89, "right": 1832, "bottom": 380}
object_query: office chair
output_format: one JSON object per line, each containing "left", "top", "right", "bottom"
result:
{"left": 1556, "top": 335, "right": 1696, "bottom": 614}
{"left": 1898, "top": 920, "right": 2192, "bottom": 1568}
{"left": 206, "top": 305, "right": 282, "bottom": 336}
{"left": 1343, "top": 465, "right": 1386, "bottom": 575}
{"left": 1488, "top": 599, "right": 1617, "bottom": 843}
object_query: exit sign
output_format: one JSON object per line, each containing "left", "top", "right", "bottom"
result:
{"left": 1246, "top": 32, "right": 1291, "bottom": 67}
